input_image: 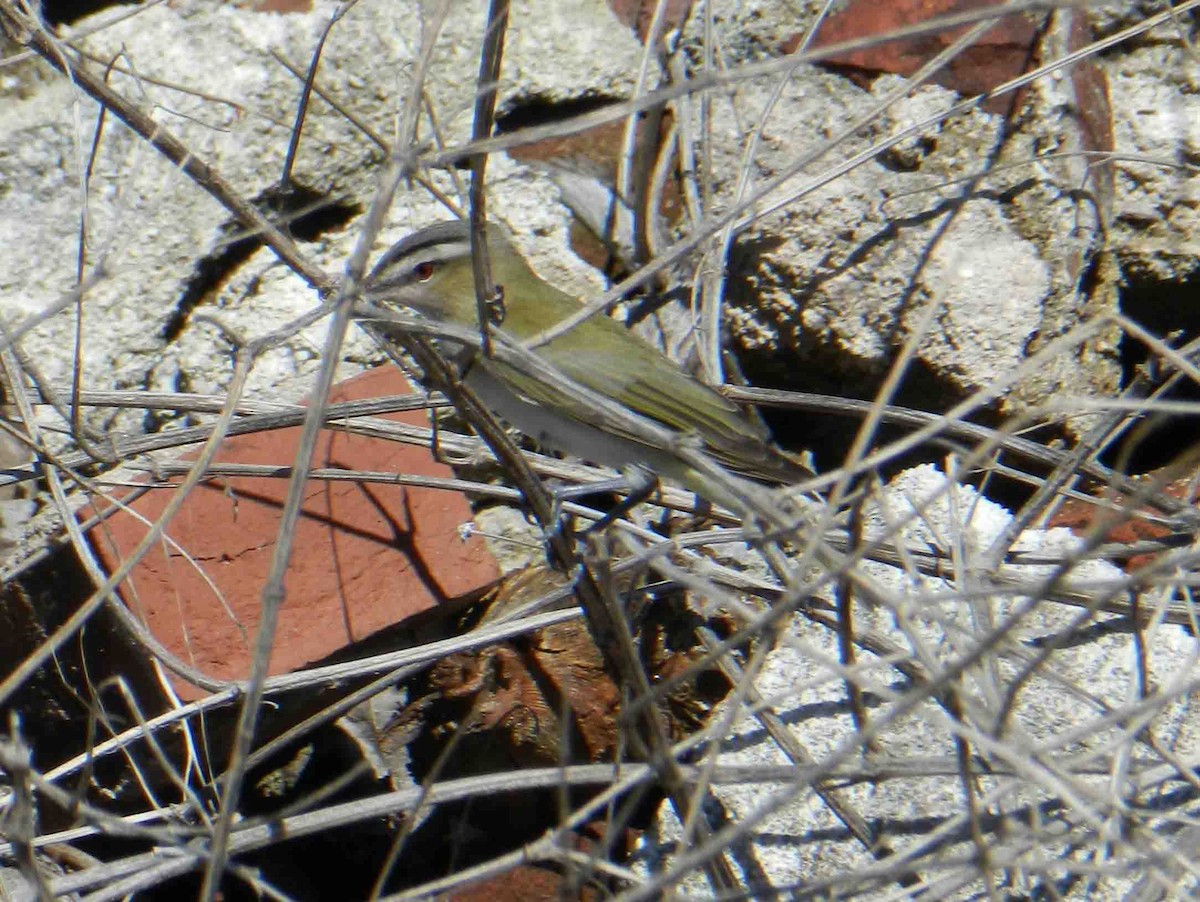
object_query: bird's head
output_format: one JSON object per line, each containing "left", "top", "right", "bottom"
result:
{"left": 364, "top": 220, "right": 532, "bottom": 328}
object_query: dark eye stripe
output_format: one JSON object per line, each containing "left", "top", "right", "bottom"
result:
{"left": 367, "top": 227, "right": 473, "bottom": 286}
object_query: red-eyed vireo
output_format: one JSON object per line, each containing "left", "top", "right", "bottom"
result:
{"left": 361, "top": 220, "right": 810, "bottom": 513}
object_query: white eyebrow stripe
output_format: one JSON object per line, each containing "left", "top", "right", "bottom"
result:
{"left": 419, "top": 241, "right": 471, "bottom": 264}
{"left": 372, "top": 239, "right": 472, "bottom": 287}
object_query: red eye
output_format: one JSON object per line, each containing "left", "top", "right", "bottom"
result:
{"left": 412, "top": 261, "right": 436, "bottom": 282}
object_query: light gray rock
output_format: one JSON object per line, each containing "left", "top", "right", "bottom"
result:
{"left": 639, "top": 464, "right": 1195, "bottom": 898}
{"left": 0, "top": 0, "right": 643, "bottom": 433}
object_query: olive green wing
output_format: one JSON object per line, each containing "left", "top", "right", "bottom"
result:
{"left": 483, "top": 322, "right": 808, "bottom": 481}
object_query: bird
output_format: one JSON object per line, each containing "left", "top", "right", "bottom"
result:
{"left": 360, "top": 219, "right": 811, "bottom": 512}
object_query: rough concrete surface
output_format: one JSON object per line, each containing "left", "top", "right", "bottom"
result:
{"left": 1, "top": 0, "right": 1198, "bottom": 897}
{"left": 0, "top": 0, "right": 644, "bottom": 431}
{"left": 687, "top": 2, "right": 1129, "bottom": 424}
{"left": 658, "top": 2, "right": 1180, "bottom": 436}
{"left": 640, "top": 465, "right": 1195, "bottom": 899}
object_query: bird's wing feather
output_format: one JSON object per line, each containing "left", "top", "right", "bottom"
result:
{"left": 481, "top": 331, "right": 808, "bottom": 481}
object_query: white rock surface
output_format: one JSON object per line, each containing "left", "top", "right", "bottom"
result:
{"left": 0, "top": 0, "right": 643, "bottom": 432}
{"left": 638, "top": 464, "right": 1198, "bottom": 898}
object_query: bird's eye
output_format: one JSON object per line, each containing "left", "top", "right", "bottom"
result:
{"left": 412, "top": 261, "right": 436, "bottom": 282}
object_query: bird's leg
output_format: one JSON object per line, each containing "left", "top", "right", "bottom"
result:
{"left": 530, "top": 487, "right": 570, "bottom": 561}
{"left": 529, "top": 478, "right": 580, "bottom": 557}
{"left": 580, "top": 465, "right": 659, "bottom": 535}
{"left": 535, "top": 473, "right": 649, "bottom": 552}
{"left": 538, "top": 470, "right": 659, "bottom": 537}
{"left": 427, "top": 402, "right": 447, "bottom": 465}
{"left": 548, "top": 476, "right": 637, "bottom": 502}
{"left": 426, "top": 345, "right": 480, "bottom": 468}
